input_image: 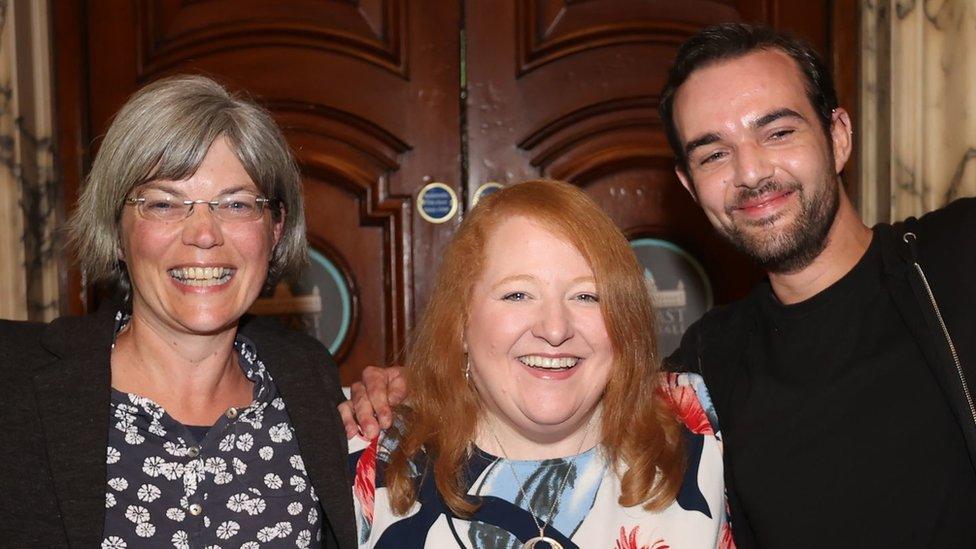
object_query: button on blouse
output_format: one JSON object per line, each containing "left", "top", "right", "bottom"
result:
{"left": 102, "top": 332, "right": 324, "bottom": 548}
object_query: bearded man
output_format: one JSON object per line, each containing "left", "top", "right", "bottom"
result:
{"left": 658, "top": 23, "right": 976, "bottom": 547}
{"left": 340, "top": 23, "right": 976, "bottom": 547}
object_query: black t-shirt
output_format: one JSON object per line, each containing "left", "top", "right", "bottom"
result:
{"left": 726, "top": 230, "right": 976, "bottom": 547}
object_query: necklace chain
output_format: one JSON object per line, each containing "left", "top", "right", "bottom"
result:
{"left": 483, "top": 416, "right": 596, "bottom": 542}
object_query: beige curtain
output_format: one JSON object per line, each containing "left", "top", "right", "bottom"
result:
{"left": 861, "top": 0, "right": 976, "bottom": 224}
{"left": 0, "top": 0, "right": 60, "bottom": 321}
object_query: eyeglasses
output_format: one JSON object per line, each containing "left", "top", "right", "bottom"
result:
{"left": 124, "top": 189, "right": 275, "bottom": 223}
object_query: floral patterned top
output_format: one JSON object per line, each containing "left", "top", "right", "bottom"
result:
{"left": 101, "top": 330, "right": 324, "bottom": 549}
{"left": 349, "top": 373, "right": 735, "bottom": 548}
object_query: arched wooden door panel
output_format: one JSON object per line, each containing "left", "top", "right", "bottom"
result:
{"left": 56, "top": 1, "right": 853, "bottom": 380}
{"left": 63, "top": 0, "right": 461, "bottom": 384}
{"left": 463, "top": 0, "right": 849, "bottom": 355}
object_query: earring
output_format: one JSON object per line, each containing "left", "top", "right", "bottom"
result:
{"left": 464, "top": 358, "right": 471, "bottom": 382}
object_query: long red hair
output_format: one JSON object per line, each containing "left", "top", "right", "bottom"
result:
{"left": 386, "top": 179, "right": 685, "bottom": 516}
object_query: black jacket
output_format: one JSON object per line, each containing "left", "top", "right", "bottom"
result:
{"left": 0, "top": 305, "right": 357, "bottom": 549}
{"left": 666, "top": 197, "right": 976, "bottom": 544}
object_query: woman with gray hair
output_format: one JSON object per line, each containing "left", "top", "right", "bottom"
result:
{"left": 0, "top": 75, "right": 355, "bottom": 548}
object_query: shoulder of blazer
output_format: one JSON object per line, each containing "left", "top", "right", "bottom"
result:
{"left": 236, "top": 316, "right": 355, "bottom": 548}
{"left": 0, "top": 319, "right": 50, "bottom": 373}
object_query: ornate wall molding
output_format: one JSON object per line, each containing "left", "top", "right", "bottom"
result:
{"left": 0, "top": 0, "right": 60, "bottom": 321}
{"left": 137, "top": 0, "right": 408, "bottom": 79}
{"left": 518, "top": 95, "right": 672, "bottom": 181}
{"left": 516, "top": 1, "right": 706, "bottom": 76}
{"left": 269, "top": 102, "right": 412, "bottom": 364}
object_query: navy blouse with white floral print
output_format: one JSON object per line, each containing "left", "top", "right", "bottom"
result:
{"left": 102, "top": 329, "right": 323, "bottom": 549}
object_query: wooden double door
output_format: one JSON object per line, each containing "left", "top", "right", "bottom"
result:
{"left": 56, "top": 1, "right": 855, "bottom": 384}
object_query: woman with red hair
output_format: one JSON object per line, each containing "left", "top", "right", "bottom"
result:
{"left": 348, "top": 180, "right": 731, "bottom": 548}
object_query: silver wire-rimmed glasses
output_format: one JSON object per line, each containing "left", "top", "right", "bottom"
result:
{"left": 124, "top": 189, "right": 275, "bottom": 223}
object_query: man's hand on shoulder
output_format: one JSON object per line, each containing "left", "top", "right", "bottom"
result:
{"left": 338, "top": 365, "right": 408, "bottom": 439}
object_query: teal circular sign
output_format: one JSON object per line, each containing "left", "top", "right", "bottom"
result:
{"left": 629, "top": 238, "right": 713, "bottom": 358}
{"left": 306, "top": 249, "right": 352, "bottom": 354}
{"left": 250, "top": 248, "right": 352, "bottom": 356}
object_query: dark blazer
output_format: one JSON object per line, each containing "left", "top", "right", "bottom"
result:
{"left": 0, "top": 305, "right": 356, "bottom": 548}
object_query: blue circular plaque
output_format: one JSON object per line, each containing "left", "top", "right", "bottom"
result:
{"left": 417, "top": 182, "right": 458, "bottom": 224}
{"left": 472, "top": 182, "right": 504, "bottom": 207}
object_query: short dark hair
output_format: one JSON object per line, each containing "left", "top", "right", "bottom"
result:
{"left": 659, "top": 23, "right": 838, "bottom": 172}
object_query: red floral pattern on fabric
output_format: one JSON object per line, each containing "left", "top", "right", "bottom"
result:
{"left": 719, "top": 519, "right": 736, "bottom": 549}
{"left": 353, "top": 436, "right": 378, "bottom": 524}
{"left": 657, "top": 373, "right": 713, "bottom": 435}
{"left": 718, "top": 500, "right": 738, "bottom": 549}
{"left": 615, "top": 525, "right": 669, "bottom": 549}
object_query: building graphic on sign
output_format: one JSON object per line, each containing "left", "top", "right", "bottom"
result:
{"left": 631, "top": 239, "right": 711, "bottom": 356}
{"left": 248, "top": 249, "right": 352, "bottom": 356}
{"left": 644, "top": 269, "right": 687, "bottom": 309}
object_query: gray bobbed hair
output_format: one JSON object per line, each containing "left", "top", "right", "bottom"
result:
{"left": 67, "top": 74, "right": 308, "bottom": 292}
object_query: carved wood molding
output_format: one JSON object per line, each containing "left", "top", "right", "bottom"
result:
{"left": 269, "top": 100, "right": 411, "bottom": 170}
{"left": 270, "top": 101, "right": 412, "bottom": 363}
{"left": 546, "top": 141, "right": 672, "bottom": 184}
{"left": 301, "top": 161, "right": 410, "bottom": 365}
{"left": 516, "top": 1, "right": 701, "bottom": 75}
{"left": 136, "top": 0, "right": 408, "bottom": 78}
{"left": 519, "top": 95, "right": 657, "bottom": 150}
{"left": 519, "top": 95, "right": 673, "bottom": 181}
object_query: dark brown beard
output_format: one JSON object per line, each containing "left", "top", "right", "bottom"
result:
{"left": 722, "top": 176, "right": 840, "bottom": 273}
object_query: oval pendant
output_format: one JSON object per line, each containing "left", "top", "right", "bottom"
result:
{"left": 523, "top": 536, "right": 564, "bottom": 549}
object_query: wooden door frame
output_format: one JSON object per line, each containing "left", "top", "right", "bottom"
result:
{"left": 53, "top": 0, "right": 90, "bottom": 315}
{"left": 831, "top": 0, "right": 861, "bottom": 204}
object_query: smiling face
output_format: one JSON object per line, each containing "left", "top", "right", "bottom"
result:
{"left": 673, "top": 49, "right": 851, "bottom": 273}
{"left": 464, "top": 215, "right": 613, "bottom": 444}
{"left": 119, "top": 136, "right": 284, "bottom": 336}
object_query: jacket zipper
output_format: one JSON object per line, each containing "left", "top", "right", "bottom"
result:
{"left": 904, "top": 232, "right": 976, "bottom": 428}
